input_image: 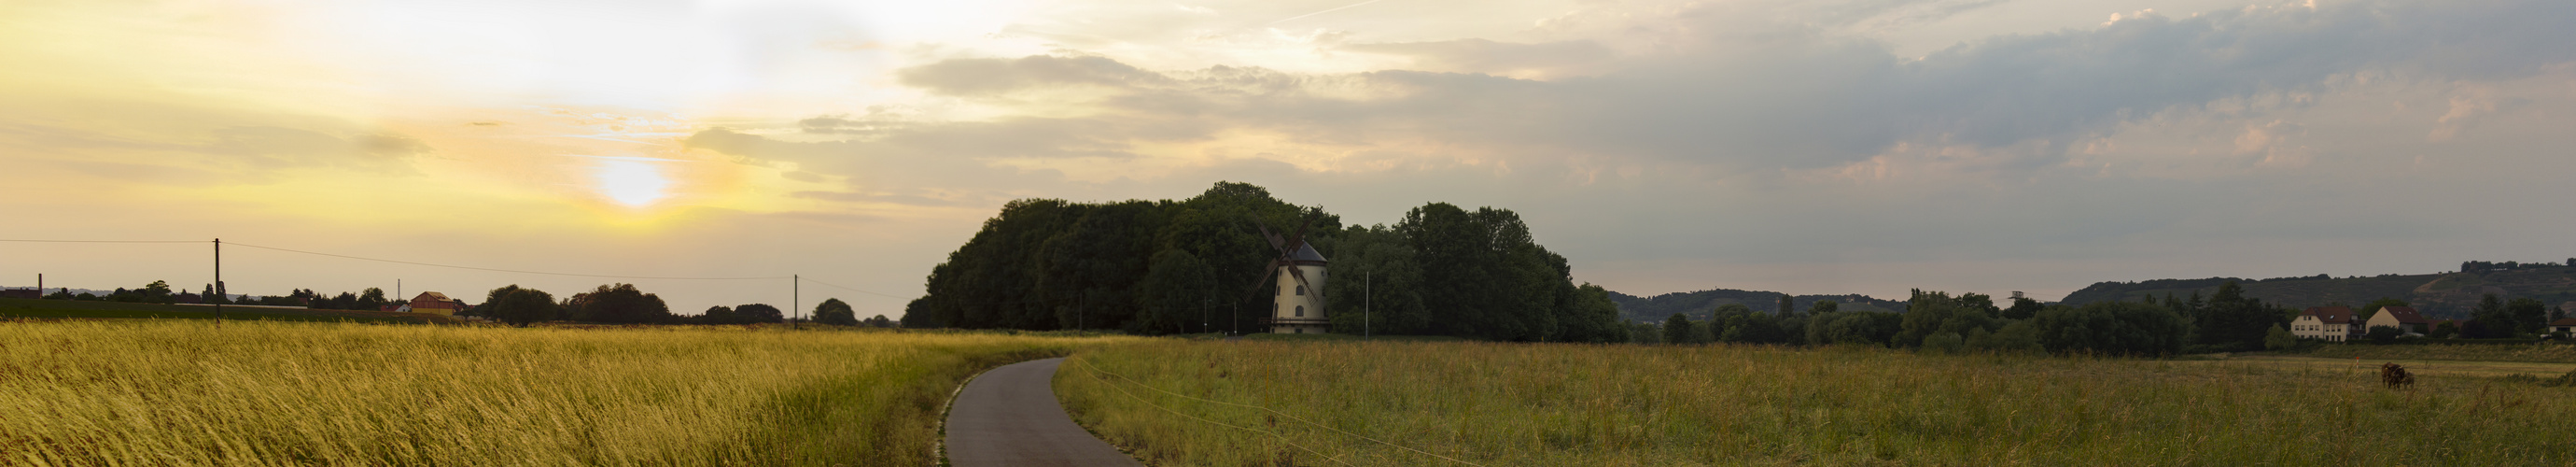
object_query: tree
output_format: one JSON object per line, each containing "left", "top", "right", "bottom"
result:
{"left": 735, "top": 304, "right": 785, "bottom": 323}
{"left": 2365, "top": 325, "right": 2403, "bottom": 344}
{"left": 1897, "top": 290, "right": 1997, "bottom": 348}
{"left": 2264, "top": 325, "right": 2299, "bottom": 349}
{"left": 812, "top": 298, "right": 859, "bottom": 326}
{"left": 1137, "top": 248, "right": 1220, "bottom": 334}
{"left": 899, "top": 298, "right": 939, "bottom": 328}
{"left": 1777, "top": 295, "right": 1795, "bottom": 316}
{"left": 139, "top": 280, "right": 175, "bottom": 304}
{"left": 1807, "top": 300, "right": 1838, "bottom": 315}
{"left": 862, "top": 315, "right": 894, "bottom": 327}
{"left": 2032, "top": 302, "right": 2189, "bottom": 356}
{"left": 1662, "top": 314, "right": 1696, "bottom": 346}
{"left": 565, "top": 284, "right": 674, "bottom": 324}
{"left": 484, "top": 285, "right": 558, "bottom": 327}
{"left": 2508, "top": 298, "right": 2548, "bottom": 335}
{"left": 2471, "top": 293, "right": 2513, "bottom": 337}
{"left": 2430, "top": 320, "right": 2459, "bottom": 339}
{"left": 2194, "top": 281, "right": 2279, "bottom": 351}
{"left": 359, "top": 288, "right": 388, "bottom": 311}
{"left": 2002, "top": 297, "right": 2044, "bottom": 320}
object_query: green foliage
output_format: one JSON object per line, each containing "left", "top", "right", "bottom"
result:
{"left": 2430, "top": 320, "right": 2461, "bottom": 339}
{"left": 1662, "top": 314, "right": 1697, "bottom": 346}
{"left": 732, "top": 304, "right": 785, "bottom": 323}
{"left": 1897, "top": 290, "right": 2001, "bottom": 348}
{"left": 1806, "top": 300, "right": 1837, "bottom": 315}
{"left": 1319, "top": 226, "right": 1429, "bottom": 336}
{"left": 483, "top": 285, "right": 557, "bottom": 327}
{"left": 2002, "top": 297, "right": 2044, "bottom": 319}
{"left": 911, "top": 181, "right": 1622, "bottom": 341}
{"left": 811, "top": 298, "right": 859, "bottom": 326}
{"left": 2365, "top": 325, "right": 2403, "bottom": 344}
{"left": 2508, "top": 298, "right": 2548, "bottom": 335}
{"left": 564, "top": 283, "right": 673, "bottom": 324}
{"left": 1967, "top": 320, "right": 2044, "bottom": 353}
{"left": 2264, "top": 324, "right": 2299, "bottom": 349}
{"left": 1921, "top": 332, "right": 1966, "bottom": 354}
{"left": 1808, "top": 310, "right": 1903, "bottom": 347}
{"left": 2032, "top": 301, "right": 2190, "bottom": 356}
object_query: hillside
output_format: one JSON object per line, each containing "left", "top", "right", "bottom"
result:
{"left": 2059, "top": 266, "right": 2576, "bottom": 318}
{"left": 1607, "top": 288, "right": 1907, "bottom": 322}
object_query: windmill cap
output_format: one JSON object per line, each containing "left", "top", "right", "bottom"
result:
{"left": 1291, "top": 243, "right": 1326, "bottom": 262}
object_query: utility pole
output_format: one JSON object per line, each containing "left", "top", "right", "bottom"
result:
{"left": 213, "top": 238, "right": 222, "bottom": 328}
{"left": 397, "top": 279, "right": 401, "bottom": 303}
{"left": 36, "top": 274, "right": 42, "bottom": 299}
{"left": 1365, "top": 268, "right": 1371, "bottom": 339}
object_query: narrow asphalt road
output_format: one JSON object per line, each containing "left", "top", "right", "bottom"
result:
{"left": 945, "top": 357, "right": 1142, "bottom": 467}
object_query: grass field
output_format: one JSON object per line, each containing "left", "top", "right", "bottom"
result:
{"left": 0, "top": 319, "right": 1141, "bottom": 465}
{"left": 1057, "top": 341, "right": 2576, "bottom": 466}
{"left": 0, "top": 297, "right": 461, "bottom": 324}
{"left": 2291, "top": 342, "right": 2576, "bottom": 364}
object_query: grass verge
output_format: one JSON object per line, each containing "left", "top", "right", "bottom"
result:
{"left": 1057, "top": 340, "right": 2576, "bottom": 465}
{"left": 0, "top": 319, "right": 1141, "bottom": 465}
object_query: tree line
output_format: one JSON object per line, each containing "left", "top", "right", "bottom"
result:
{"left": 470, "top": 283, "right": 890, "bottom": 327}
{"left": 1634, "top": 281, "right": 2300, "bottom": 356}
{"left": 901, "top": 181, "right": 1628, "bottom": 342}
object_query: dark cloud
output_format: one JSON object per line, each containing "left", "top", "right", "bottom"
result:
{"left": 873, "top": 0, "right": 2576, "bottom": 172}
{"left": 894, "top": 55, "right": 1172, "bottom": 96}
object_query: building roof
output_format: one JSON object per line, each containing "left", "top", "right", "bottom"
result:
{"left": 2300, "top": 306, "right": 2356, "bottom": 324}
{"left": 412, "top": 291, "right": 464, "bottom": 307}
{"left": 1289, "top": 242, "right": 1326, "bottom": 262}
{"left": 2375, "top": 306, "right": 2429, "bottom": 324}
{"left": 2553, "top": 318, "right": 2576, "bottom": 327}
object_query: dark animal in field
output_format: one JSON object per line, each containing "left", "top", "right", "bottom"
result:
{"left": 2381, "top": 362, "right": 2415, "bottom": 389}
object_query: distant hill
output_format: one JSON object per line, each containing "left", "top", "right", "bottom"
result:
{"left": 2059, "top": 266, "right": 2576, "bottom": 318}
{"left": 1606, "top": 288, "right": 1907, "bottom": 322}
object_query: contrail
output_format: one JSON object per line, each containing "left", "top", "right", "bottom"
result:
{"left": 1268, "top": 0, "right": 1383, "bottom": 24}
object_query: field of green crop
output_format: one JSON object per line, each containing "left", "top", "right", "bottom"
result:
{"left": 0, "top": 297, "right": 457, "bottom": 324}
{"left": 1057, "top": 340, "right": 2576, "bottom": 466}
{"left": 2291, "top": 342, "right": 2576, "bottom": 364}
{"left": 0, "top": 320, "right": 1141, "bottom": 465}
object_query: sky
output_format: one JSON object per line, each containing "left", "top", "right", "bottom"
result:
{"left": 5, "top": 0, "right": 2573, "bottom": 317}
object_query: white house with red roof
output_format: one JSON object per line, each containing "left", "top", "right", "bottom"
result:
{"left": 2291, "top": 305, "right": 2361, "bottom": 342}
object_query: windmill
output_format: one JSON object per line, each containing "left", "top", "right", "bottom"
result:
{"left": 1235, "top": 211, "right": 1331, "bottom": 334}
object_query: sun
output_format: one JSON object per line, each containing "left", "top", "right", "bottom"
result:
{"left": 595, "top": 160, "right": 672, "bottom": 207}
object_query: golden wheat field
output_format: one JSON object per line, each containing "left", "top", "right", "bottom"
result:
{"left": 1057, "top": 340, "right": 2576, "bottom": 466}
{"left": 0, "top": 320, "right": 1140, "bottom": 466}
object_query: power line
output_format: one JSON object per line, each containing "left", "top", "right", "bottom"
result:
{"left": 224, "top": 242, "right": 790, "bottom": 280}
{"left": 0, "top": 239, "right": 202, "bottom": 244}
{"left": 795, "top": 276, "right": 908, "bottom": 300}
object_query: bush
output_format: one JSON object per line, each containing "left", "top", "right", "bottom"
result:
{"left": 2033, "top": 302, "right": 2190, "bottom": 356}
{"left": 1922, "top": 333, "right": 1966, "bottom": 355}
{"left": 2264, "top": 325, "right": 2299, "bottom": 350}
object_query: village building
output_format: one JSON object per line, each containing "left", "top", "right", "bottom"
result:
{"left": 2550, "top": 318, "right": 2576, "bottom": 335}
{"left": 1268, "top": 243, "right": 1330, "bottom": 334}
{"left": 403, "top": 291, "right": 467, "bottom": 316}
{"left": 2363, "top": 305, "right": 2431, "bottom": 335}
{"left": 2290, "top": 306, "right": 2361, "bottom": 342}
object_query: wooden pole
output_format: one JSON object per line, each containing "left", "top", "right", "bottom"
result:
{"left": 213, "top": 238, "right": 222, "bottom": 327}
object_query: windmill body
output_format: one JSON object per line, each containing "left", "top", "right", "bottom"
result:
{"left": 1269, "top": 243, "right": 1330, "bottom": 334}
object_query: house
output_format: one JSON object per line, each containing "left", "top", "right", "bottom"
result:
{"left": 2364, "top": 306, "right": 2431, "bottom": 335}
{"left": 405, "top": 291, "right": 467, "bottom": 316}
{"left": 2550, "top": 318, "right": 2576, "bottom": 335}
{"left": 0, "top": 289, "right": 38, "bottom": 299}
{"left": 2290, "top": 306, "right": 2361, "bottom": 342}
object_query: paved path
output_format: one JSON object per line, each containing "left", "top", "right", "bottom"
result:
{"left": 945, "top": 358, "right": 1142, "bottom": 467}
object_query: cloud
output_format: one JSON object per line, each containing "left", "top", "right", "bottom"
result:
{"left": 1339, "top": 38, "right": 1615, "bottom": 78}
{"left": 895, "top": 55, "right": 1173, "bottom": 96}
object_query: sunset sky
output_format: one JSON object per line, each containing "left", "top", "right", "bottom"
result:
{"left": 6, "top": 0, "right": 2572, "bottom": 317}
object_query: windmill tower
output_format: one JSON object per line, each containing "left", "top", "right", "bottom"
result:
{"left": 1238, "top": 212, "right": 1331, "bottom": 334}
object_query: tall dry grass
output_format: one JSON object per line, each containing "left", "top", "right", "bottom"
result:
{"left": 1058, "top": 341, "right": 2576, "bottom": 466}
{"left": 0, "top": 320, "right": 1139, "bottom": 465}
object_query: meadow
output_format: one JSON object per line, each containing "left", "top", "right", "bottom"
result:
{"left": 0, "top": 297, "right": 459, "bottom": 324}
{"left": 2292, "top": 341, "right": 2576, "bottom": 364}
{"left": 1057, "top": 340, "right": 2576, "bottom": 466}
{"left": 0, "top": 319, "right": 1140, "bottom": 465}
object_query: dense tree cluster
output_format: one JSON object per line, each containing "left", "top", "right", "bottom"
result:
{"left": 2459, "top": 260, "right": 2569, "bottom": 273}
{"left": 902, "top": 181, "right": 1625, "bottom": 342}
